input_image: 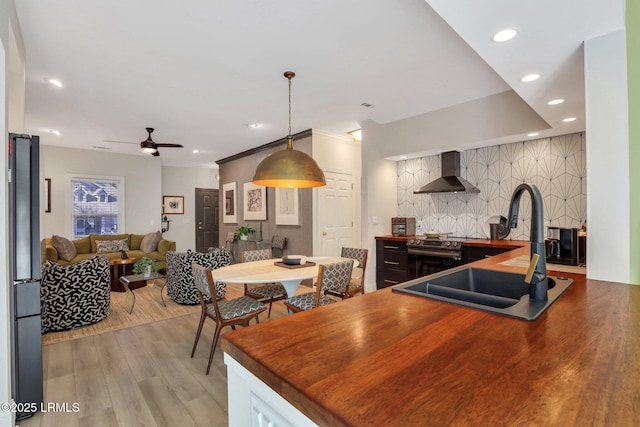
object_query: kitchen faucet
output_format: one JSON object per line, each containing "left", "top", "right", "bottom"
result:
{"left": 507, "top": 183, "right": 548, "bottom": 301}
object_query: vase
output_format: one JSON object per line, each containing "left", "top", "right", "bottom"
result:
{"left": 240, "top": 235, "right": 248, "bottom": 241}
{"left": 143, "top": 265, "right": 151, "bottom": 278}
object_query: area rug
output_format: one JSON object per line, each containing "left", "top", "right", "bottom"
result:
{"left": 42, "top": 281, "right": 201, "bottom": 345}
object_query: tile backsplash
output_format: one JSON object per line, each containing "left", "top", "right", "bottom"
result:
{"left": 397, "top": 132, "right": 586, "bottom": 240}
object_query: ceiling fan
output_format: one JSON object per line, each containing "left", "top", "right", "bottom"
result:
{"left": 106, "top": 127, "right": 183, "bottom": 156}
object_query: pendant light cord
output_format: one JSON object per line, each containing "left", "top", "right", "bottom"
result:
{"left": 288, "top": 76, "right": 292, "bottom": 137}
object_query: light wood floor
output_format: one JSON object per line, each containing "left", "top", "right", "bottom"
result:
{"left": 17, "top": 284, "right": 295, "bottom": 427}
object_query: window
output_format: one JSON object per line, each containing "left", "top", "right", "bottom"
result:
{"left": 68, "top": 175, "right": 125, "bottom": 239}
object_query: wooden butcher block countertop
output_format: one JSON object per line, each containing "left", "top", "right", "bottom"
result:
{"left": 221, "top": 245, "right": 640, "bottom": 427}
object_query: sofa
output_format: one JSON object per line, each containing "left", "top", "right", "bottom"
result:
{"left": 165, "top": 248, "right": 231, "bottom": 304}
{"left": 44, "top": 232, "right": 176, "bottom": 269}
{"left": 41, "top": 256, "right": 111, "bottom": 333}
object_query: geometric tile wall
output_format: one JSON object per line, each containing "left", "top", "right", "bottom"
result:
{"left": 397, "top": 132, "right": 586, "bottom": 240}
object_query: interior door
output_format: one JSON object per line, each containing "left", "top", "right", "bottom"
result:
{"left": 195, "top": 188, "right": 219, "bottom": 252}
{"left": 317, "top": 171, "right": 355, "bottom": 257}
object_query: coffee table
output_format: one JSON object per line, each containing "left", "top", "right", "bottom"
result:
{"left": 119, "top": 272, "right": 167, "bottom": 314}
{"left": 109, "top": 258, "right": 137, "bottom": 292}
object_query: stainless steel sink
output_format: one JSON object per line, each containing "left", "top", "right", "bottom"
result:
{"left": 392, "top": 267, "right": 573, "bottom": 320}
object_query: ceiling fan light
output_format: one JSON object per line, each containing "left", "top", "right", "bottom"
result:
{"left": 141, "top": 146, "right": 157, "bottom": 154}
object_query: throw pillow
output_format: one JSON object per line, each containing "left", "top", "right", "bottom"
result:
{"left": 141, "top": 231, "right": 162, "bottom": 253}
{"left": 51, "top": 235, "right": 77, "bottom": 262}
{"left": 95, "top": 238, "right": 129, "bottom": 254}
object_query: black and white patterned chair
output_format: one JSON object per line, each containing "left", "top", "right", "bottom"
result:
{"left": 240, "top": 249, "right": 287, "bottom": 317}
{"left": 165, "top": 248, "right": 231, "bottom": 305}
{"left": 40, "top": 256, "right": 111, "bottom": 334}
{"left": 285, "top": 259, "right": 354, "bottom": 313}
{"left": 190, "top": 263, "right": 266, "bottom": 374}
{"left": 325, "top": 247, "right": 369, "bottom": 299}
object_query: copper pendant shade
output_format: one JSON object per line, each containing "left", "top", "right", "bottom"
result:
{"left": 252, "top": 72, "right": 326, "bottom": 188}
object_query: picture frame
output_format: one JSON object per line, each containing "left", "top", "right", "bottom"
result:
{"left": 275, "top": 187, "right": 299, "bottom": 225}
{"left": 44, "top": 178, "right": 51, "bottom": 213}
{"left": 243, "top": 182, "right": 267, "bottom": 221}
{"left": 162, "top": 195, "right": 184, "bottom": 215}
{"left": 223, "top": 182, "right": 237, "bottom": 223}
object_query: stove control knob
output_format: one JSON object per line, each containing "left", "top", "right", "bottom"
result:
{"left": 453, "top": 242, "right": 459, "bottom": 248}
{"left": 408, "top": 239, "right": 415, "bottom": 245}
{"left": 445, "top": 241, "right": 451, "bottom": 247}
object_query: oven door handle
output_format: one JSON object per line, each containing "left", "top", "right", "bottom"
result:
{"left": 407, "top": 249, "right": 462, "bottom": 259}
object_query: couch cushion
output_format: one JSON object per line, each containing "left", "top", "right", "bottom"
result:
{"left": 90, "top": 234, "right": 130, "bottom": 253}
{"left": 141, "top": 231, "right": 162, "bottom": 253}
{"left": 157, "top": 239, "right": 172, "bottom": 255}
{"left": 73, "top": 236, "right": 91, "bottom": 254}
{"left": 96, "top": 238, "right": 129, "bottom": 253}
{"left": 129, "top": 234, "right": 144, "bottom": 250}
{"left": 51, "top": 235, "right": 77, "bottom": 261}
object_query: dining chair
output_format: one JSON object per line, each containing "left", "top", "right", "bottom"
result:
{"left": 271, "top": 235, "right": 287, "bottom": 258}
{"left": 240, "top": 249, "right": 287, "bottom": 317}
{"left": 285, "top": 259, "right": 354, "bottom": 313}
{"left": 190, "top": 263, "right": 266, "bottom": 374}
{"left": 325, "top": 247, "right": 369, "bottom": 299}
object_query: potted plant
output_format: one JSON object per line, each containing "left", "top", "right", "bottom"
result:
{"left": 235, "top": 225, "right": 256, "bottom": 241}
{"left": 133, "top": 257, "right": 160, "bottom": 278}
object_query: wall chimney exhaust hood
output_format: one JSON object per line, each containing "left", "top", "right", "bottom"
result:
{"left": 414, "top": 151, "right": 480, "bottom": 194}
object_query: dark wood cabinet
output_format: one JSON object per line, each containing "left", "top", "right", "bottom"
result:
{"left": 376, "top": 238, "right": 418, "bottom": 289}
{"left": 462, "top": 245, "right": 513, "bottom": 264}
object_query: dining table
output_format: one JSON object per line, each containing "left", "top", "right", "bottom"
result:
{"left": 210, "top": 256, "right": 356, "bottom": 299}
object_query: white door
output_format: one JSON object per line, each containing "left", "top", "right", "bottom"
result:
{"left": 317, "top": 171, "right": 355, "bottom": 257}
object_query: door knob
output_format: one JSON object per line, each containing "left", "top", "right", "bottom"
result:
{"left": 322, "top": 232, "right": 327, "bottom": 236}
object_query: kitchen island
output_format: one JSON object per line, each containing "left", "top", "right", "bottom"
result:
{"left": 220, "top": 245, "right": 639, "bottom": 426}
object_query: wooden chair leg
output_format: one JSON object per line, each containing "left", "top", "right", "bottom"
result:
{"left": 191, "top": 311, "right": 206, "bottom": 358}
{"left": 267, "top": 300, "right": 273, "bottom": 317}
{"left": 207, "top": 323, "right": 224, "bottom": 375}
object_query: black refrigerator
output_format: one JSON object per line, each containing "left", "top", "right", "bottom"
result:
{"left": 8, "top": 133, "right": 43, "bottom": 420}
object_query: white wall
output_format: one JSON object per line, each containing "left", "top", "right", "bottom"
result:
{"left": 42, "top": 146, "right": 162, "bottom": 238}
{"left": 585, "top": 29, "right": 630, "bottom": 283}
{"left": 161, "top": 165, "right": 218, "bottom": 251}
{"left": 361, "top": 120, "right": 398, "bottom": 293}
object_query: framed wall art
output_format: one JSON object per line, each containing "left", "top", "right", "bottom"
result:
{"left": 275, "top": 187, "right": 299, "bottom": 225}
{"left": 223, "top": 182, "right": 237, "bottom": 223}
{"left": 243, "top": 182, "right": 267, "bottom": 221}
{"left": 162, "top": 195, "right": 184, "bottom": 214}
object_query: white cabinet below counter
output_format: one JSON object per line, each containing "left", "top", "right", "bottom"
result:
{"left": 225, "top": 354, "right": 318, "bottom": 427}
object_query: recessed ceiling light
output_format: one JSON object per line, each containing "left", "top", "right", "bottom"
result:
{"left": 528, "top": 133, "right": 539, "bottom": 137}
{"left": 46, "top": 78, "right": 63, "bottom": 88}
{"left": 562, "top": 117, "right": 576, "bottom": 122}
{"left": 548, "top": 99, "right": 564, "bottom": 105}
{"left": 521, "top": 74, "right": 540, "bottom": 83}
{"left": 192, "top": 149, "right": 199, "bottom": 154}
{"left": 246, "top": 123, "right": 261, "bottom": 128}
{"left": 492, "top": 28, "right": 518, "bottom": 43}
{"left": 49, "top": 129, "right": 61, "bottom": 135}
{"left": 399, "top": 156, "right": 407, "bottom": 159}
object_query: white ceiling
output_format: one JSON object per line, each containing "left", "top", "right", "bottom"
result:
{"left": 15, "top": 0, "right": 624, "bottom": 168}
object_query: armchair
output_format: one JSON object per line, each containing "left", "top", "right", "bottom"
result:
{"left": 165, "top": 248, "right": 231, "bottom": 305}
{"left": 40, "top": 256, "right": 111, "bottom": 333}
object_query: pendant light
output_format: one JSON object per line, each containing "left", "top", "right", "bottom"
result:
{"left": 252, "top": 71, "right": 326, "bottom": 188}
